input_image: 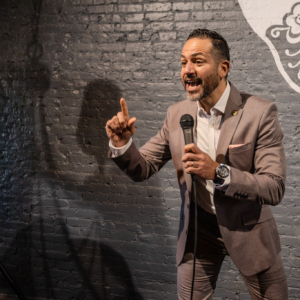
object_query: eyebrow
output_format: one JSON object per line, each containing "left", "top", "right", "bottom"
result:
{"left": 181, "top": 52, "right": 205, "bottom": 58}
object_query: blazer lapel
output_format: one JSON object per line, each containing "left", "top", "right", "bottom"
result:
{"left": 216, "top": 83, "right": 244, "bottom": 163}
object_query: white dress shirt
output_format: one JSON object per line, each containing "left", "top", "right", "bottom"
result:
{"left": 195, "top": 82, "right": 231, "bottom": 214}
{"left": 109, "top": 82, "right": 231, "bottom": 214}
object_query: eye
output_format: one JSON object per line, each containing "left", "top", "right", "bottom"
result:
{"left": 196, "top": 60, "right": 203, "bottom": 65}
{"left": 181, "top": 61, "right": 187, "bottom": 67}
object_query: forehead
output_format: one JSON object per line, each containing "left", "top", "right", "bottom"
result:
{"left": 181, "top": 38, "right": 213, "bottom": 58}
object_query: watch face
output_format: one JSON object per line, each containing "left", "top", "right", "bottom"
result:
{"left": 218, "top": 165, "right": 229, "bottom": 178}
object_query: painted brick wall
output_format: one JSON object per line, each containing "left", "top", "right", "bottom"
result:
{"left": 0, "top": 0, "right": 299, "bottom": 299}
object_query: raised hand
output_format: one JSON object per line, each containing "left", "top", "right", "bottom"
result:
{"left": 106, "top": 98, "right": 136, "bottom": 147}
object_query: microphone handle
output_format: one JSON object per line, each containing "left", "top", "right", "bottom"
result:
{"left": 183, "top": 128, "right": 194, "bottom": 145}
{"left": 183, "top": 128, "right": 195, "bottom": 182}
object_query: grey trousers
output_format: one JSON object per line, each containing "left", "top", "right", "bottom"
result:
{"left": 177, "top": 205, "right": 288, "bottom": 300}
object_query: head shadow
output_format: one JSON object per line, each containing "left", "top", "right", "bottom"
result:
{"left": 76, "top": 79, "right": 122, "bottom": 176}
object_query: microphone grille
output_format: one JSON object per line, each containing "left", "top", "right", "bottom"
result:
{"left": 180, "top": 114, "right": 194, "bottom": 129}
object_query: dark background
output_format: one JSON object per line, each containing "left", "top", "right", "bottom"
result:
{"left": 0, "top": 0, "right": 299, "bottom": 299}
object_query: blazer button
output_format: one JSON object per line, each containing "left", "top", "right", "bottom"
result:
{"left": 187, "top": 204, "right": 190, "bottom": 209}
{"left": 186, "top": 230, "right": 188, "bottom": 235}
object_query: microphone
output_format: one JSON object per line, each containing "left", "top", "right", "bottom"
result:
{"left": 180, "top": 114, "right": 197, "bottom": 300}
{"left": 180, "top": 113, "right": 194, "bottom": 145}
{"left": 180, "top": 114, "right": 195, "bottom": 182}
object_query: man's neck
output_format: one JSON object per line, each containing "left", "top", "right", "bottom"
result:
{"left": 199, "top": 80, "right": 227, "bottom": 115}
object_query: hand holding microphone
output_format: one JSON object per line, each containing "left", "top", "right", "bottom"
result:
{"left": 180, "top": 114, "right": 219, "bottom": 180}
{"left": 182, "top": 144, "right": 219, "bottom": 180}
{"left": 106, "top": 98, "right": 136, "bottom": 147}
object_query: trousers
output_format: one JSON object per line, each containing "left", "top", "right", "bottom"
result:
{"left": 177, "top": 205, "right": 288, "bottom": 300}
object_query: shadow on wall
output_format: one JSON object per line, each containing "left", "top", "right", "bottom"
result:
{"left": 0, "top": 0, "right": 145, "bottom": 299}
{"left": 40, "top": 78, "right": 145, "bottom": 299}
{"left": 0, "top": 68, "right": 144, "bottom": 298}
{"left": 37, "top": 78, "right": 145, "bottom": 299}
{"left": 77, "top": 79, "right": 122, "bottom": 176}
{"left": 0, "top": 29, "right": 51, "bottom": 300}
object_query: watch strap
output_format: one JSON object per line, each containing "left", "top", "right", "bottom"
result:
{"left": 213, "top": 176, "right": 225, "bottom": 185}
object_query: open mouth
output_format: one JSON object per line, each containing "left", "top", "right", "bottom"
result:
{"left": 185, "top": 78, "right": 202, "bottom": 90}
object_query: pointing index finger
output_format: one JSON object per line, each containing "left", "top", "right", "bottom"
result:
{"left": 120, "top": 98, "right": 129, "bottom": 117}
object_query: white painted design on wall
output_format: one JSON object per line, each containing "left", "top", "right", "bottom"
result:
{"left": 238, "top": 0, "right": 300, "bottom": 93}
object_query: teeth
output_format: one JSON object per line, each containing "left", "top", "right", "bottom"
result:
{"left": 187, "top": 82, "right": 198, "bottom": 86}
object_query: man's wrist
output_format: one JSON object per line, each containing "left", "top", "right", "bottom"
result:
{"left": 109, "top": 138, "right": 132, "bottom": 157}
{"left": 212, "top": 162, "right": 220, "bottom": 180}
{"left": 214, "top": 163, "right": 230, "bottom": 184}
{"left": 111, "top": 139, "right": 130, "bottom": 148}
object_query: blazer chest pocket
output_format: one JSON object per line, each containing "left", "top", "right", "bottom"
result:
{"left": 226, "top": 142, "right": 253, "bottom": 172}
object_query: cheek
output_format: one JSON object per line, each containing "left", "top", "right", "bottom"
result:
{"left": 195, "top": 67, "right": 207, "bottom": 79}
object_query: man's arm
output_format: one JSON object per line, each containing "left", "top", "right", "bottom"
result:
{"left": 106, "top": 98, "right": 136, "bottom": 148}
{"left": 181, "top": 102, "right": 286, "bottom": 206}
{"left": 107, "top": 100, "right": 172, "bottom": 182}
{"left": 224, "top": 102, "right": 286, "bottom": 205}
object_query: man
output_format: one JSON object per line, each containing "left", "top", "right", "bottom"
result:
{"left": 106, "top": 29, "right": 288, "bottom": 299}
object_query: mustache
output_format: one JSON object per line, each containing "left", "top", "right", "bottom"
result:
{"left": 184, "top": 76, "right": 203, "bottom": 85}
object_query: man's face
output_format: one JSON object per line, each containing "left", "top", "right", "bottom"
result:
{"left": 181, "top": 38, "right": 220, "bottom": 102}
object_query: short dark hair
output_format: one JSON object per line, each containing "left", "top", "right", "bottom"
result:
{"left": 187, "top": 29, "right": 230, "bottom": 74}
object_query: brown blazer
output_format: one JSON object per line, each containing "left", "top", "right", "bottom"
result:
{"left": 110, "top": 83, "right": 286, "bottom": 276}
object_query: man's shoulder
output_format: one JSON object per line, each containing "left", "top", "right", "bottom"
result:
{"left": 241, "top": 92, "right": 272, "bottom": 105}
{"left": 230, "top": 82, "right": 275, "bottom": 107}
{"left": 241, "top": 93, "right": 278, "bottom": 117}
{"left": 233, "top": 86, "right": 277, "bottom": 112}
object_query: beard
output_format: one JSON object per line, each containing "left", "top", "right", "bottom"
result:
{"left": 185, "top": 72, "right": 220, "bottom": 102}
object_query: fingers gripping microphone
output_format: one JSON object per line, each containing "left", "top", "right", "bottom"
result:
{"left": 180, "top": 114, "right": 195, "bottom": 182}
{"left": 180, "top": 114, "right": 197, "bottom": 300}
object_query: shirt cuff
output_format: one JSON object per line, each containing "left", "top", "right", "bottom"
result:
{"left": 215, "top": 166, "right": 231, "bottom": 191}
{"left": 109, "top": 138, "right": 133, "bottom": 158}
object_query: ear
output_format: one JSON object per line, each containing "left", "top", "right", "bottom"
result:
{"left": 218, "top": 60, "right": 230, "bottom": 79}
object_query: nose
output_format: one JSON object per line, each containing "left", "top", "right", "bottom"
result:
{"left": 183, "top": 61, "right": 196, "bottom": 76}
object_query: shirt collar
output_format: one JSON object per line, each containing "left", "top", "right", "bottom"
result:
{"left": 197, "top": 81, "right": 231, "bottom": 117}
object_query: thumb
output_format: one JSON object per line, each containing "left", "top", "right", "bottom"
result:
{"left": 128, "top": 117, "right": 136, "bottom": 134}
{"left": 128, "top": 117, "right": 136, "bottom": 127}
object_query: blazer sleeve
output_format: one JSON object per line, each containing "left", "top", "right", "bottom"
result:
{"left": 108, "top": 108, "right": 172, "bottom": 182}
{"left": 225, "top": 102, "right": 286, "bottom": 206}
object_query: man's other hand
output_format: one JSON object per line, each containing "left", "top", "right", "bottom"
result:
{"left": 106, "top": 98, "right": 136, "bottom": 147}
{"left": 182, "top": 144, "right": 219, "bottom": 180}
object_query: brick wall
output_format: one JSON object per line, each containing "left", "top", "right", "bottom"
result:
{"left": 0, "top": 0, "right": 299, "bottom": 299}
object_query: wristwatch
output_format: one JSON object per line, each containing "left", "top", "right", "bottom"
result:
{"left": 213, "top": 164, "right": 230, "bottom": 185}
